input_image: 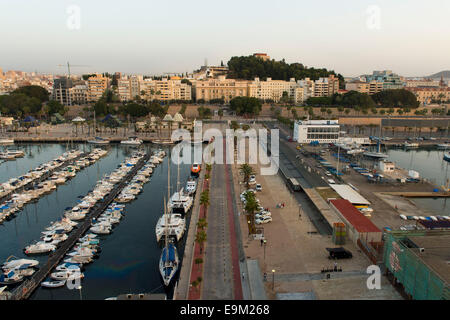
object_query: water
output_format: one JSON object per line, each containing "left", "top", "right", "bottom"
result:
{"left": 357, "top": 146, "right": 450, "bottom": 215}
{"left": 0, "top": 143, "right": 192, "bottom": 300}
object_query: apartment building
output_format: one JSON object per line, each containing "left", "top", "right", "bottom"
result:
{"left": 313, "top": 75, "right": 340, "bottom": 97}
{"left": 87, "top": 74, "right": 108, "bottom": 102}
{"left": 139, "top": 78, "right": 192, "bottom": 102}
{"left": 405, "top": 79, "right": 441, "bottom": 88}
{"left": 70, "top": 84, "right": 88, "bottom": 105}
{"left": 345, "top": 80, "right": 384, "bottom": 95}
{"left": 365, "top": 70, "right": 403, "bottom": 90}
{"left": 248, "top": 77, "right": 305, "bottom": 103}
{"left": 253, "top": 53, "right": 271, "bottom": 61}
{"left": 0, "top": 68, "right": 4, "bottom": 80}
{"left": 194, "top": 76, "right": 248, "bottom": 103}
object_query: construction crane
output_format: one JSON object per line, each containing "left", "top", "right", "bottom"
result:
{"left": 57, "top": 62, "right": 90, "bottom": 78}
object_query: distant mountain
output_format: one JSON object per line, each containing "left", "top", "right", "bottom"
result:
{"left": 427, "top": 71, "right": 450, "bottom": 79}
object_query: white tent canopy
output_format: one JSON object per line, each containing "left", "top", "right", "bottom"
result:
{"left": 72, "top": 116, "right": 86, "bottom": 122}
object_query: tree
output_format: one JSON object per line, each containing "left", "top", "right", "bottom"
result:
{"left": 200, "top": 190, "right": 210, "bottom": 212}
{"left": 197, "top": 218, "right": 208, "bottom": 231}
{"left": 12, "top": 85, "right": 49, "bottom": 103}
{"left": 239, "top": 164, "right": 255, "bottom": 188}
{"left": 218, "top": 109, "right": 224, "bottom": 119}
{"left": 372, "top": 89, "right": 420, "bottom": 109}
{"left": 229, "top": 97, "right": 262, "bottom": 116}
{"left": 244, "top": 191, "right": 259, "bottom": 235}
{"left": 195, "top": 230, "right": 207, "bottom": 253}
{"left": 47, "top": 100, "right": 65, "bottom": 115}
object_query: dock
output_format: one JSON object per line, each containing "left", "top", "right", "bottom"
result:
{"left": 0, "top": 151, "right": 89, "bottom": 204}
{"left": 381, "top": 191, "right": 450, "bottom": 198}
{"left": 9, "top": 153, "right": 150, "bottom": 300}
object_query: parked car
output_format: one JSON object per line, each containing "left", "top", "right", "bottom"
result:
{"left": 256, "top": 216, "right": 273, "bottom": 224}
{"left": 326, "top": 247, "right": 352, "bottom": 259}
{"left": 255, "top": 184, "right": 262, "bottom": 191}
{"left": 249, "top": 175, "right": 256, "bottom": 185}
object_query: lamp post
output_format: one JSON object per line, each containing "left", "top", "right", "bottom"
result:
{"left": 263, "top": 239, "right": 267, "bottom": 261}
{"left": 272, "top": 269, "right": 275, "bottom": 291}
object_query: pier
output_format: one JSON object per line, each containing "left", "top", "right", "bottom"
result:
{"left": 0, "top": 151, "right": 90, "bottom": 205}
{"left": 381, "top": 191, "right": 450, "bottom": 198}
{"left": 9, "top": 153, "right": 150, "bottom": 300}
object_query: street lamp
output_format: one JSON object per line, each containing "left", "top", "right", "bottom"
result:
{"left": 263, "top": 239, "right": 267, "bottom": 261}
{"left": 272, "top": 269, "right": 275, "bottom": 291}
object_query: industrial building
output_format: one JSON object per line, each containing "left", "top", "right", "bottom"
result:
{"left": 383, "top": 230, "right": 450, "bottom": 300}
{"left": 329, "top": 199, "right": 382, "bottom": 244}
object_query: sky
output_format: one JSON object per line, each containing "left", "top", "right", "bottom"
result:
{"left": 1, "top": 0, "right": 449, "bottom": 77}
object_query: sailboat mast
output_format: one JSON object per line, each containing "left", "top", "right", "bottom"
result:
{"left": 177, "top": 152, "right": 180, "bottom": 200}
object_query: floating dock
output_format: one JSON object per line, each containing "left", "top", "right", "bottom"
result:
{"left": 9, "top": 154, "right": 150, "bottom": 300}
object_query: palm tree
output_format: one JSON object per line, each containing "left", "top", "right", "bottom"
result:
{"left": 244, "top": 191, "right": 259, "bottom": 235}
{"left": 239, "top": 164, "right": 255, "bottom": 188}
{"left": 200, "top": 190, "right": 210, "bottom": 214}
{"left": 197, "top": 218, "right": 208, "bottom": 231}
{"left": 195, "top": 230, "right": 207, "bottom": 253}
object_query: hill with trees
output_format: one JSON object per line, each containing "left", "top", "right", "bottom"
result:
{"left": 227, "top": 55, "right": 345, "bottom": 88}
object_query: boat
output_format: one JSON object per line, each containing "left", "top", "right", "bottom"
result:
{"left": 88, "top": 137, "right": 110, "bottom": 144}
{"left": 363, "top": 141, "right": 388, "bottom": 159}
{"left": 24, "top": 242, "right": 56, "bottom": 255}
{"left": 346, "top": 148, "right": 365, "bottom": 155}
{"left": 185, "top": 178, "right": 197, "bottom": 195}
{"left": 0, "top": 271, "right": 24, "bottom": 285}
{"left": 444, "top": 153, "right": 450, "bottom": 162}
{"left": 159, "top": 161, "right": 179, "bottom": 286}
{"left": 437, "top": 143, "right": 450, "bottom": 149}
{"left": 121, "top": 137, "right": 143, "bottom": 145}
{"left": 2, "top": 258, "right": 39, "bottom": 270}
{"left": 168, "top": 190, "right": 193, "bottom": 215}
{"left": 50, "top": 271, "right": 84, "bottom": 281}
{"left": 155, "top": 213, "right": 186, "bottom": 242}
{"left": 190, "top": 163, "right": 201, "bottom": 177}
{"left": 0, "top": 139, "right": 14, "bottom": 145}
{"left": 404, "top": 141, "right": 419, "bottom": 148}
{"left": 41, "top": 280, "right": 66, "bottom": 288}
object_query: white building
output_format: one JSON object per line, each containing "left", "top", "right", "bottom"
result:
{"left": 379, "top": 160, "right": 395, "bottom": 173}
{"left": 293, "top": 120, "right": 340, "bottom": 144}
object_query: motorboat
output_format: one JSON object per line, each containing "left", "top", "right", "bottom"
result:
{"left": 0, "top": 139, "right": 14, "bottom": 145}
{"left": 444, "top": 153, "right": 450, "bottom": 162}
{"left": 185, "top": 178, "right": 197, "bottom": 195}
{"left": 50, "top": 271, "right": 84, "bottom": 281}
{"left": 168, "top": 190, "right": 193, "bottom": 215}
{"left": 437, "top": 143, "right": 450, "bottom": 149}
{"left": 190, "top": 163, "right": 201, "bottom": 177}
{"left": 24, "top": 242, "right": 56, "bottom": 255}
{"left": 155, "top": 213, "right": 186, "bottom": 242}
{"left": 56, "top": 263, "right": 82, "bottom": 272}
{"left": 404, "top": 141, "right": 419, "bottom": 148}
{"left": 41, "top": 280, "right": 66, "bottom": 288}
{"left": 90, "top": 224, "right": 111, "bottom": 235}
{"left": 88, "top": 137, "right": 110, "bottom": 144}
{"left": 0, "top": 271, "right": 24, "bottom": 285}
{"left": 121, "top": 137, "right": 143, "bottom": 145}
{"left": 2, "top": 258, "right": 39, "bottom": 270}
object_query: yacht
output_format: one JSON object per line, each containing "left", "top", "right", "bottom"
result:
{"left": 41, "top": 280, "right": 66, "bottom": 288}
{"left": 437, "top": 143, "right": 450, "bottom": 149}
{"left": 88, "top": 137, "right": 110, "bottom": 144}
{"left": 121, "top": 137, "right": 143, "bottom": 145}
{"left": 185, "top": 178, "right": 197, "bottom": 195}
{"left": 363, "top": 141, "right": 388, "bottom": 159}
{"left": 404, "top": 141, "right": 419, "bottom": 148}
{"left": 0, "top": 139, "right": 14, "bottom": 145}
{"left": 168, "top": 190, "right": 193, "bottom": 215}
{"left": 444, "top": 153, "right": 450, "bottom": 162}
{"left": 2, "top": 258, "right": 39, "bottom": 271}
{"left": 0, "top": 271, "right": 24, "bottom": 285}
{"left": 155, "top": 213, "right": 186, "bottom": 242}
{"left": 24, "top": 242, "right": 56, "bottom": 255}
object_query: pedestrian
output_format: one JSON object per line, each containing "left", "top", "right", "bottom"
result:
{"left": 263, "top": 273, "right": 267, "bottom": 281}
{"left": 260, "top": 239, "right": 263, "bottom": 247}
{"left": 242, "top": 272, "right": 245, "bottom": 280}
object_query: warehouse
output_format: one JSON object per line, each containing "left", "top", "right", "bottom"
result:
{"left": 330, "top": 184, "right": 371, "bottom": 206}
{"left": 383, "top": 230, "right": 450, "bottom": 300}
{"left": 329, "top": 199, "right": 382, "bottom": 244}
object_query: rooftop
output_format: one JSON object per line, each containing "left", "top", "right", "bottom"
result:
{"left": 330, "top": 199, "right": 381, "bottom": 233}
{"left": 330, "top": 184, "right": 371, "bottom": 205}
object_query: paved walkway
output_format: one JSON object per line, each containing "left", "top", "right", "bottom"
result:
{"left": 201, "top": 163, "right": 234, "bottom": 299}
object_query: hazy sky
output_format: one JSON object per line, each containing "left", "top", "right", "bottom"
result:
{"left": 1, "top": 0, "right": 449, "bottom": 77}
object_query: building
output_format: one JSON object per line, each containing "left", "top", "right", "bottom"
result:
{"left": 87, "top": 74, "right": 108, "bottom": 102}
{"left": 365, "top": 70, "right": 404, "bottom": 90}
{"left": 345, "top": 80, "right": 384, "bottom": 95}
{"left": 379, "top": 160, "right": 395, "bottom": 173}
{"left": 293, "top": 120, "right": 340, "bottom": 144}
{"left": 329, "top": 184, "right": 371, "bottom": 206}
{"left": 253, "top": 53, "right": 271, "bottom": 61}
{"left": 70, "top": 84, "right": 88, "bottom": 105}
{"left": 139, "top": 78, "right": 191, "bottom": 102}
{"left": 193, "top": 76, "right": 248, "bottom": 103}
{"left": 383, "top": 230, "right": 450, "bottom": 300}
{"left": 329, "top": 199, "right": 382, "bottom": 244}
{"left": 248, "top": 77, "right": 305, "bottom": 103}
{"left": 52, "top": 77, "right": 73, "bottom": 106}
{"left": 313, "top": 75, "right": 339, "bottom": 97}
{"left": 406, "top": 87, "right": 450, "bottom": 105}
{"left": 0, "top": 68, "right": 4, "bottom": 80}
{"left": 117, "top": 77, "right": 131, "bottom": 102}
{"left": 405, "top": 79, "right": 441, "bottom": 88}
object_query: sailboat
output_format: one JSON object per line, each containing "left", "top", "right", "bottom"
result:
{"left": 168, "top": 154, "right": 193, "bottom": 215}
{"left": 159, "top": 158, "right": 179, "bottom": 287}
{"left": 363, "top": 140, "right": 388, "bottom": 159}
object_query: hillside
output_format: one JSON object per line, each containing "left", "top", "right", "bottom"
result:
{"left": 427, "top": 70, "right": 450, "bottom": 79}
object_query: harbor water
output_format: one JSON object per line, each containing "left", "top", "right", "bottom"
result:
{"left": 0, "top": 143, "right": 192, "bottom": 300}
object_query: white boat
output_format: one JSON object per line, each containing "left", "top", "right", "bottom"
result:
{"left": 168, "top": 190, "right": 193, "bottom": 215}
{"left": 185, "top": 178, "right": 197, "bottom": 195}
{"left": 155, "top": 213, "right": 186, "bottom": 242}
{"left": 50, "top": 271, "right": 84, "bottom": 281}
{"left": 0, "top": 271, "right": 24, "bottom": 285}
{"left": 88, "top": 137, "right": 110, "bottom": 144}
{"left": 404, "top": 141, "right": 419, "bottom": 148}
{"left": 0, "top": 139, "right": 14, "bottom": 145}
{"left": 24, "top": 242, "right": 56, "bottom": 255}
{"left": 2, "top": 258, "right": 39, "bottom": 270}
{"left": 41, "top": 280, "right": 66, "bottom": 288}
{"left": 90, "top": 225, "right": 111, "bottom": 235}
{"left": 437, "top": 143, "right": 450, "bottom": 149}
{"left": 121, "top": 137, "right": 143, "bottom": 145}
